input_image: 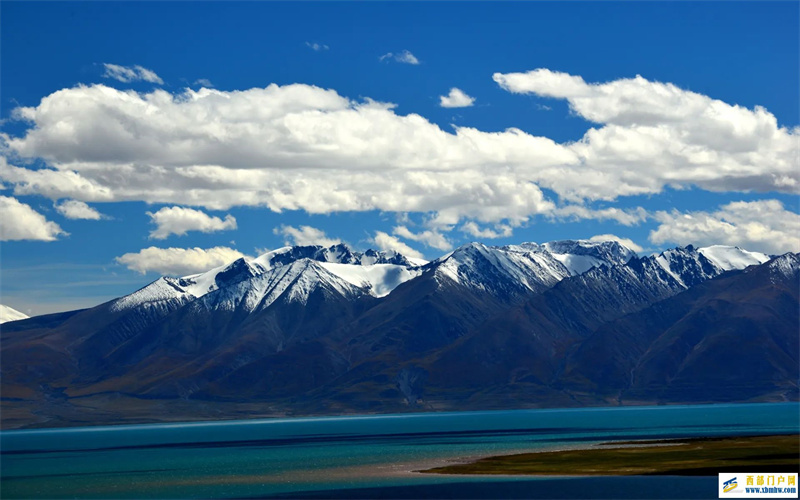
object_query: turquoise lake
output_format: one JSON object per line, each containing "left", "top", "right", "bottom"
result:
{"left": 1, "top": 402, "right": 798, "bottom": 499}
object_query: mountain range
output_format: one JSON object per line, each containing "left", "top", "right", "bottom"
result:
{"left": 1, "top": 240, "right": 796, "bottom": 429}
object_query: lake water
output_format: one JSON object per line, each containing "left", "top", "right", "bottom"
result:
{"left": 1, "top": 402, "right": 798, "bottom": 499}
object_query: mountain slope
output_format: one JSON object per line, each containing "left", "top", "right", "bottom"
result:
{"left": 396, "top": 246, "right": 777, "bottom": 409}
{"left": 561, "top": 253, "right": 799, "bottom": 403}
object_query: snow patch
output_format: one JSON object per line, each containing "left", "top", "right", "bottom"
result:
{"left": 320, "top": 262, "right": 423, "bottom": 297}
{"left": 698, "top": 245, "right": 770, "bottom": 271}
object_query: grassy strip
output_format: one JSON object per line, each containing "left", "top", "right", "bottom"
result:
{"left": 421, "top": 434, "right": 800, "bottom": 476}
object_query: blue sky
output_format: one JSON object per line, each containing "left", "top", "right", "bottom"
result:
{"left": 1, "top": 1, "right": 798, "bottom": 316}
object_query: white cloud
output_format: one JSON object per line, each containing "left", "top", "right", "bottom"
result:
{"left": 439, "top": 88, "right": 475, "bottom": 108}
{"left": 588, "top": 234, "right": 644, "bottom": 253}
{"left": 393, "top": 225, "right": 452, "bottom": 250}
{"left": 0, "top": 83, "right": 561, "bottom": 224}
{"left": 649, "top": 200, "right": 800, "bottom": 254}
{"left": 115, "top": 246, "right": 246, "bottom": 276}
{"left": 460, "top": 221, "right": 513, "bottom": 239}
{"left": 147, "top": 206, "right": 237, "bottom": 239}
{"left": 493, "top": 68, "right": 798, "bottom": 200}
{"left": 370, "top": 231, "right": 424, "bottom": 259}
{"left": 194, "top": 78, "right": 214, "bottom": 88}
{"left": 0, "top": 196, "right": 66, "bottom": 241}
{"left": 102, "top": 63, "right": 164, "bottom": 84}
{"left": 395, "top": 50, "right": 419, "bottom": 65}
{"left": 273, "top": 224, "right": 340, "bottom": 247}
{"left": 305, "top": 41, "right": 329, "bottom": 51}
{"left": 2, "top": 71, "right": 795, "bottom": 233}
{"left": 54, "top": 199, "right": 105, "bottom": 220}
{"left": 379, "top": 50, "right": 419, "bottom": 65}
{"left": 0, "top": 157, "right": 113, "bottom": 201}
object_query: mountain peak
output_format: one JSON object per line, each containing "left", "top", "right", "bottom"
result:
{"left": 652, "top": 246, "right": 719, "bottom": 288}
{"left": 505, "top": 239, "right": 637, "bottom": 276}
{"left": 254, "top": 243, "right": 425, "bottom": 268}
{"left": 0, "top": 304, "right": 29, "bottom": 324}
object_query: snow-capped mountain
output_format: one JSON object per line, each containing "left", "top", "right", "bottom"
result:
{"left": 430, "top": 239, "right": 638, "bottom": 299}
{"left": 651, "top": 245, "right": 721, "bottom": 288}
{"left": 652, "top": 244, "right": 770, "bottom": 288}
{"left": 112, "top": 244, "right": 425, "bottom": 313}
{"left": 113, "top": 238, "right": 638, "bottom": 316}
{"left": 190, "top": 259, "right": 370, "bottom": 313}
{"left": 0, "top": 304, "right": 28, "bottom": 324}
{"left": 2, "top": 240, "right": 796, "bottom": 429}
{"left": 432, "top": 242, "right": 570, "bottom": 296}
{"left": 516, "top": 239, "right": 637, "bottom": 275}
{"left": 697, "top": 245, "right": 770, "bottom": 271}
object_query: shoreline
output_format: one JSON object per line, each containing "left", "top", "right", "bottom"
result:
{"left": 418, "top": 434, "right": 800, "bottom": 477}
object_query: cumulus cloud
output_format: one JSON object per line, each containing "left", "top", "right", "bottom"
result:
{"left": 588, "top": 234, "right": 644, "bottom": 253}
{"left": 115, "top": 246, "right": 246, "bottom": 276}
{"left": 393, "top": 225, "right": 452, "bottom": 250}
{"left": 370, "top": 231, "right": 424, "bottom": 259}
{"left": 0, "top": 83, "right": 561, "bottom": 224}
{"left": 0, "top": 196, "right": 66, "bottom": 241}
{"left": 305, "top": 41, "right": 329, "bottom": 51}
{"left": 493, "top": 68, "right": 798, "bottom": 200}
{"left": 274, "top": 224, "right": 340, "bottom": 247}
{"left": 147, "top": 206, "right": 237, "bottom": 239}
{"left": 649, "top": 200, "right": 800, "bottom": 254}
{"left": 194, "top": 78, "right": 214, "bottom": 88}
{"left": 2, "top": 70, "right": 796, "bottom": 234}
{"left": 102, "top": 63, "right": 164, "bottom": 84}
{"left": 379, "top": 50, "right": 419, "bottom": 64}
{"left": 439, "top": 88, "right": 475, "bottom": 108}
{"left": 54, "top": 199, "right": 106, "bottom": 220}
{"left": 459, "top": 221, "right": 513, "bottom": 239}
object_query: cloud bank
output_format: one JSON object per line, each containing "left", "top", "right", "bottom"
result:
{"left": 493, "top": 69, "right": 797, "bottom": 200}
{"left": 1, "top": 69, "right": 797, "bottom": 253}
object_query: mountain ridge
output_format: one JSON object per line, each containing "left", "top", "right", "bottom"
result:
{"left": 1, "top": 240, "right": 795, "bottom": 429}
